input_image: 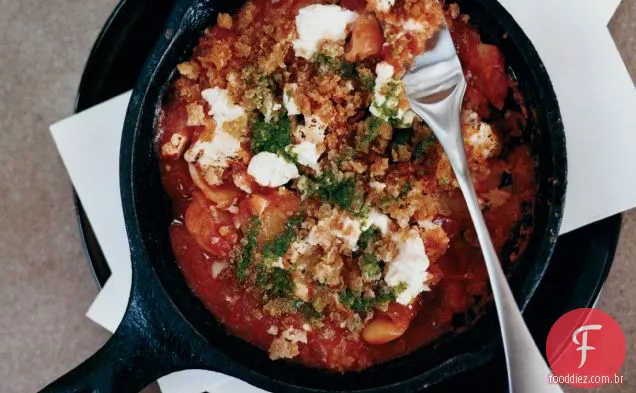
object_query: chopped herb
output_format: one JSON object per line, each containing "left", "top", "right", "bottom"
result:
{"left": 321, "top": 176, "right": 357, "bottom": 210}
{"left": 270, "top": 267, "right": 294, "bottom": 297}
{"left": 291, "top": 299, "right": 322, "bottom": 320}
{"left": 357, "top": 67, "right": 375, "bottom": 91}
{"left": 398, "top": 182, "right": 412, "bottom": 198}
{"left": 316, "top": 172, "right": 364, "bottom": 214}
{"left": 393, "top": 281, "right": 408, "bottom": 296}
{"left": 300, "top": 171, "right": 367, "bottom": 215}
{"left": 314, "top": 53, "right": 356, "bottom": 78}
{"left": 359, "top": 117, "right": 385, "bottom": 149}
{"left": 359, "top": 252, "right": 383, "bottom": 282}
{"left": 236, "top": 217, "right": 262, "bottom": 282}
{"left": 339, "top": 285, "right": 396, "bottom": 313}
{"left": 255, "top": 264, "right": 269, "bottom": 286}
{"left": 372, "top": 80, "right": 402, "bottom": 121}
{"left": 263, "top": 214, "right": 303, "bottom": 261}
{"left": 250, "top": 110, "right": 295, "bottom": 161}
{"left": 376, "top": 285, "right": 397, "bottom": 305}
{"left": 358, "top": 226, "right": 381, "bottom": 250}
{"left": 413, "top": 135, "right": 436, "bottom": 160}
{"left": 257, "top": 265, "right": 294, "bottom": 297}
{"left": 358, "top": 226, "right": 383, "bottom": 282}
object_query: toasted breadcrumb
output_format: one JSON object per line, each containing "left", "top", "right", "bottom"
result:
{"left": 186, "top": 103, "right": 206, "bottom": 126}
{"left": 176, "top": 61, "right": 201, "bottom": 80}
{"left": 217, "top": 13, "right": 233, "bottom": 29}
{"left": 160, "top": 133, "right": 189, "bottom": 160}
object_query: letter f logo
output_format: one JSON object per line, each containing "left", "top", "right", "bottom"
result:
{"left": 572, "top": 324, "right": 603, "bottom": 368}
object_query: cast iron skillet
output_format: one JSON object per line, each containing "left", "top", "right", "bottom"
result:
{"left": 41, "top": 0, "right": 566, "bottom": 391}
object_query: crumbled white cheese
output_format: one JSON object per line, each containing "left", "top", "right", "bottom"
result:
{"left": 467, "top": 122, "right": 497, "bottom": 160}
{"left": 362, "top": 210, "right": 391, "bottom": 235}
{"left": 384, "top": 229, "right": 431, "bottom": 305}
{"left": 247, "top": 152, "right": 299, "bottom": 187}
{"left": 283, "top": 83, "right": 301, "bottom": 116}
{"left": 370, "top": 62, "right": 411, "bottom": 124}
{"left": 374, "top": 0, "right": 395, "bottom": 12}
{"left": 404, "top": 19, "right": 426, "bottom": 32}
{"left": 375, "top": 61, "right": 395, "bottom": 90}
{"left": 184, "top": 88, "right": 246, "bottom": 185}
{"left": 290, "top": 141, "right": 321, "bottom": 172}
{"left": 184, "top": 131, "right": 242, "bottom": 185}
{"left": 293, "top": 4, "right": 359, "bottom": 59}
{"left": 267, "top": 326, "right": 279, "bottom": 335}
{"left": 369, "top": 181, "right": 387, "bottom": 192}
{"left": 201, "top": 87, "right": 246, "bottom": 133}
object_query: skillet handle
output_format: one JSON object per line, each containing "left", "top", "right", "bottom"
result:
{"left": 38, "top": 252, "right": 210, "bottom": 393}
{"left": 41, "top": 1, "right": 215, "bottom": 392}
{"left": 39, "top": 297, "right": 182, "bottom": 393}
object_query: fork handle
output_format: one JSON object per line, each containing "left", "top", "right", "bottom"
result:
{"left": 408, "top": 79, "right": 563, "bottom": 392}
{"left": 453, "top": 164, "right": 564, "bottom": 393}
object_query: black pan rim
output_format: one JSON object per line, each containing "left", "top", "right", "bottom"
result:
{"left": 121, "top": 0, "right": 567, "bottom": 390}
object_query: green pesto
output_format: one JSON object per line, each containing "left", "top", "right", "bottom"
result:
{"left": 359, "top": 252, "right": 383, "bottom": 282}
{"left": 372, "top": 80, "right": 401, "bottom": 120}
{"left": 314, "top": 53, "right": 356, "bottom": 78}
{"left": 291, "top": 298, "right": 322, "bottom": 320}
{"left": 256, "top": 265, "right": 294, "bottom": 297}
{"left": 236, "top": 216, "right": 262, "bottom": 282}
{"left": 313, "top": 172, "right": 366, "bottom": 215}
{"left": 338, "top": 285, "right": 396, "bottom": 313}
{"left": 393, "top": 281, "right": 409, "bottom": 296}
{"left": 250, "top": 110, "right": 296, "bottom": 161}
{"left": 262, "top": 214, "right": 303, "bottom": 261}
{"left": 357, "top": 226, "right": 383, "bottom": 282}
{"left": 358, "top": 226, "right": 382, "bottom": 251}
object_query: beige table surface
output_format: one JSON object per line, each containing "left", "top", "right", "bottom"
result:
{"left": 0, "top": 0, "right": 633, "bottom": 392}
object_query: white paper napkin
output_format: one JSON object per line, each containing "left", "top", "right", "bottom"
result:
{"left": 50, "top": 0, "right": 635, "bottom": 391}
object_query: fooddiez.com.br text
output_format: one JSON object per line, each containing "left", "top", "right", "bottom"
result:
{"left": 548, "top": 374, "right": 625, "bottom": 385}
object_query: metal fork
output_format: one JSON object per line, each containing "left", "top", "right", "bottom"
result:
{"left": 403, "top": 21, "right": 564, "bottom": 393}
